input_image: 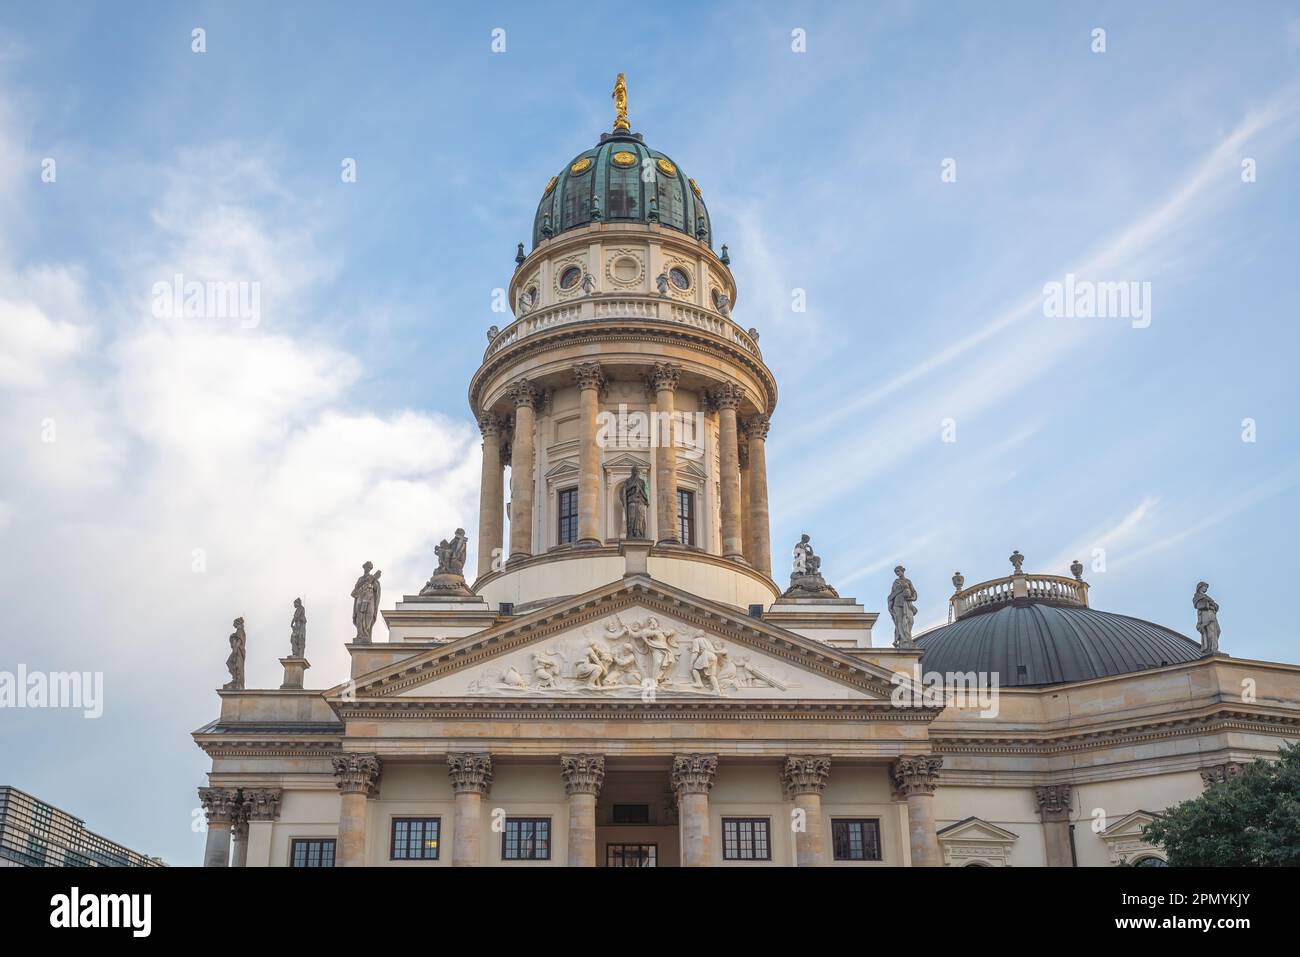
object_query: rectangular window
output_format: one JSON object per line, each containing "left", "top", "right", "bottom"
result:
{"left": 722, "top": 818, "right": 771, "bottom": 861}
{"left": 390, "top": 817, "right": 440, "bottom": 861}
{"left": 831, "top": 819, "right": 882, "bottom": 861}
{"left": 611, "top": 803, "right": 650, "bottom": 825}
{"left": 290, "top": 838, "right": 336, "bottom": 868}
{"left": 677, "top": 488, "right": 695, "bottom": 546}
{"left": 502, "top": 817, "right": 551, "bottom": 861}
{"left": 606, "top": 843, "right": 657, "bottom": 867}
{"left": 558, "top": 487, "right": 579, "bottom": 544}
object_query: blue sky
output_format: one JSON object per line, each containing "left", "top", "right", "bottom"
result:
{"left": 1, "top": 2, "right": 1298, "bottom": 864}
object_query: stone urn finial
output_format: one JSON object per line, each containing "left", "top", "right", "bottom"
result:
{"left": 952, "top": 571, "right": 964, "bottom": 592}
{"left": 1070, "top": 559, "right": 1084, "bottom": 581}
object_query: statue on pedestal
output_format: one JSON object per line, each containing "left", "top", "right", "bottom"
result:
{"left": 1009, "top": 549, "right": 1025, "bottom": 575}
{"left": 622, "top": 466, "right": 649, "bottom": 539}
{"left": 1193, "top": 581, "right": 1221, "bottom": 656}
{"left": 289, "top": 599, "right": 306, "bottom": 658}
{"left": 421, "top": 528, "right": 473, "bottom": 596}
{"left": 351, "top": 562, "right": 382, "bottom": 643}
{"left": 224, "top": 618, "right": 246, "bottom": 690}
{"left": 782, "top": 533, "right": 839, "bottom": 598}
{"left": 889, "top": 566, "right": 919, "bottom": 648}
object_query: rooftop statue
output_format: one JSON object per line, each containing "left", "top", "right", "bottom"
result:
{"left": 351, "top": 562, "right": 382, "bottom": 643}
{"left": 782, "top": 533, "right": 839, "bottom": 598}
{"left": 1193, "top": 581, "right": 1221, "bottom": 657}
{"left": 289, "top": 599, "right": 306, "bottom": 658}
{"left": 889, "top": 566, "right": 919, "bottom": 648}
{"left": 421, "top": 528, "right": 473, "bottom": 597}
{"left": 223, "top": 617, "right": 246, "bottom": 690}
{"left": 611, "top": 72, "right": 630, "bottom": 131}
{"left": 1009, "top": 549, "right": 1025, "bottom": 575}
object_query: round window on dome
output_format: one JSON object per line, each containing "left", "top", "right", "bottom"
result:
{"left": 669, "top": 267, "right": 690, "bottom": 290}
{"left": 559, "top": 266, "right": 583, "bottom": 290}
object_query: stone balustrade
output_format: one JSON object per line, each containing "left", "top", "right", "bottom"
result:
{"left": 951, "top": 573, "right": 1089, "bottom": 620}
{"left": 485, "top": 296, "right": 761, "bottom": 360}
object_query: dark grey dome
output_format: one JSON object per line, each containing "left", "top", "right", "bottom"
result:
{"left": 915, "top": 602, "right": 1202, "bottom": 687}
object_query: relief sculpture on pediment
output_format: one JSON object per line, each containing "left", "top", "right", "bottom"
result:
{"left": 463, "top": 615, "right": 796, "bottom": 698}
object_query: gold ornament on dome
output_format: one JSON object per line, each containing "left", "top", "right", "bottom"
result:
{"left": 612, "top": 150, "right": 637, "bottom": 167}
{"left": 611, "top": 73, "right": 630, "bottom": 131}
{"left": 688, "top": 178, "right": 702, "bottom": 196}
{"left": 543, "top": 175, "right": 558, "bottom": 194}
{"left": 656, "top": 158, "right": 677, "bottom": 176}
{"left": 570, "top": 157, "right": 592, "bottom": 175}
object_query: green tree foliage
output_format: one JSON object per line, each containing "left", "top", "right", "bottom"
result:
{"left": 1143, "top": 742, "right": 1300, "bottom": 866}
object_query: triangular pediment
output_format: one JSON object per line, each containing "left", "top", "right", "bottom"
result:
{"left": 1102, "top": 810, "right": 1161, "bottom": 839}
{"left": 936, "top": 817, "right": 1019, "bottom": 845}
{"left": 329, "top": 577, "right": 903, "bottom": 707}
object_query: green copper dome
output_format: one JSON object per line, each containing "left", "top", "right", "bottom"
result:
{"left": 531, "top": 130, "right": 711, "bottom": 249}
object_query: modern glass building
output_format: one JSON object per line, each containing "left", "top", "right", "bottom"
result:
{"left": 0, "top": 785, "right": 164, "bottom": 867}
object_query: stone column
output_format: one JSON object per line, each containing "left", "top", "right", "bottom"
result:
{"left": 650, "top": 363, "right": 681, "bottom": 544}
{"left": 197, "top": 787, "right": 239, "bottom": 867}
{"left": 242, "top": 788, "right": 282, "bottom": 868}
{"left": 476, "top": 413, "right": 505, "bottom": 578}
{"left": 573, "top": 363, "right": 605, "bottom": 546}
{"left": 332, "top": 753, "right": 381, "bottom": 868}
{"left": 672, "top": 753, "right": 718, "bottom": 867}
{"left": 744, "top": 415, "right": 772, "bottom": 577}
{"left": 448, "top": 752, "right": 493, "bottom": 867}
{"left": 230, "top": 799, "right": 250, "bottom": 868}
{"left": 782, "top": 756, "right": 830, "bottom": 867}
{"left": 560, "top": 754, "right": 605, "bottom": 867}
{"left": 710, "top": 384, "right": 744, "bottom": 561}
{"left": 892, "top": 755, "right": 943, "bottom": 867}
{"left": 506, "top": 379, "right": 538, "bottom": 560}
{"left": 1035, "top": 784, "right": 1074, "bottom": 867}
{"left": 738, "top": 441, "right": 753, "bottom": 562}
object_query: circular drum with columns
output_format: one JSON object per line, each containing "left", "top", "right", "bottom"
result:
{"left": 470, "top": 121, "right": 779, "bottom": 613}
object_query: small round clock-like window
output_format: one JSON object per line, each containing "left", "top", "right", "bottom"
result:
{"left": 669, "top": 267, "right": 690, "bottom": 290}
{"left": 559, "top": 266, "right": 582, "bottom": 289}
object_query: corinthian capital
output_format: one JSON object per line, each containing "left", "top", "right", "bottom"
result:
{"left": 781, "top": 755, "right": 831, "bottom": 796}
{"left": 1033, "top": 784, "right": 1073, "bottom": 821}
{"left": 197, "top": 787, "right": 241, "bottom": 825}
{"left": 332, "top": 753, "right": 382, "bottom": 797}
{"left": 708, "top": 382, "right": 744, "bottom": 411}
{"left": 243, "top": 788, "right": 283, "bottom": 821}
{"left": 648, "top": 362, "right": 681, "bottom": 393}
{"left": 1199, "top": 762, "right": 1246, "bottom": 789}
{"left": 671, "top": 753, "right": 718, "bottom": 798}
{"left": 572, "top": 362, "right": 605, "bottom": 392}
{"left": 447, "top": 752, "right": 493, "bottom": 795}
{"left": 478, "top": 413, "right": 503, "bottom": 438}
{"left": 892, "top": 755, "right": 942, "bottom": 798}
{"left": 506, "top": 378, "right": 539, "bottom": 409}
{"left": 560, "top": 753, "right": 606, "bottom": 796}
{"left": 742, "top": 414, "right": 771, "bottom": 442}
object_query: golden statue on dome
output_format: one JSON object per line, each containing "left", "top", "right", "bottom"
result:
{"left": 612, "top": 73, "right": 630, "bottom": 131}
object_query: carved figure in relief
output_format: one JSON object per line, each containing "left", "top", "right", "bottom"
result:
{"left": 632, "top": 616, "right": 679, "bottom": 683}
{"left": 532, "top": 650, "right": 560, "bottom": 688}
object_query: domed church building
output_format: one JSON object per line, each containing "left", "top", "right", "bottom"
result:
{"left": 193, "top": 79, "right": 1300, "bottom": 868}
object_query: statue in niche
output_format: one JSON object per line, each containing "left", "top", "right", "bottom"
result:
{"left": 580, "top": 269, "right": 596, "bottom": 296}
{"left": 656, "top": 271, "right": 669, "bottom": 297}
{"left": 351, "top": 562, "right": 382, "bottom": 643}
{"left": 621, "top": 466, "right": 650, "bottom": 539}
{"left": 888, "top": 566, "right": 919, "bottom": 649}
{"left": 289, "top": 599, "right": 306, "bottom": 658}
{"left": 224, "top": 617, "right": 246, "bottom": 690}
{"left": 1193, "top": 582, "right": 1221, "bottom": 656}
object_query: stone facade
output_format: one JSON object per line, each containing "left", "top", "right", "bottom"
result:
{"left": 191, "top": 98, "right": 1300, "bottom": 868}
